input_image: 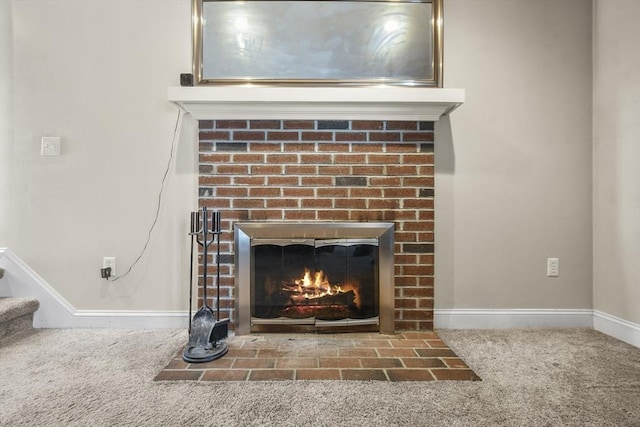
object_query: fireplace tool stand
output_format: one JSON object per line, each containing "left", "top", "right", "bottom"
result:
{"left": 183, "top": 207, "right": 229, "bottom": 363}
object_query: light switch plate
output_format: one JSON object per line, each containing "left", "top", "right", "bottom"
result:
{"left": 41, "top": 136, "right": 61, "bottom": 156}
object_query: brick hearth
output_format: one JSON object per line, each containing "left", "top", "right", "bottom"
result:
{"left": 155, "top": 332, "right": 481, "bottom": 382}
{"left": 198, "top": 119, "right": 435, "bottom": 332}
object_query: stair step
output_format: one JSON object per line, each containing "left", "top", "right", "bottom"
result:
{"left": 0, "top": 297, "right": 40, "bottom": 341}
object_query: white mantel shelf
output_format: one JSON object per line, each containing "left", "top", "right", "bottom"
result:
{"left": 168, "top": 86, "right": 464, "bottom": 121}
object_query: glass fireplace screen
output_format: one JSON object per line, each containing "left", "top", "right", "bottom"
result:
{"left": 251, "top": 238, "right": 379, "bottom": 325}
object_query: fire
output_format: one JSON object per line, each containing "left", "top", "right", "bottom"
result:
{"left": 288, "top": 268, "right": 360, "bottom": 308}
{"left": 294, "top": 269, "right": 332, "bottom": 296}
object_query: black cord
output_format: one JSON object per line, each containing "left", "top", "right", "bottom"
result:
{"left": 112, "top": 109, "right": 184, "bottom": 281}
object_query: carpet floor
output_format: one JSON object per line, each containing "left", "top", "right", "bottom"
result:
{"left": 0, "top": 328, "right": 638, "bottom": 426}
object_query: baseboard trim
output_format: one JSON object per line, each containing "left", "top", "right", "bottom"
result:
{"left": 593, "top": 310, "right": 640, "bottom": 348}
{"left": 434, "top": 308, "right": 594, "bottom": 329}
{"left": 0, "top": 248, "right": 188, "bottom": 329}
{"left": 3, "top": 248, "right": 639, "bottom": 345}
{"left": 71, "top": 310, "right": 188, "bottom": 329}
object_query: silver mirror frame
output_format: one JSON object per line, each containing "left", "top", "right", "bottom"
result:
{"left": 191, "top": 0, "right": 443, "bottom": 87}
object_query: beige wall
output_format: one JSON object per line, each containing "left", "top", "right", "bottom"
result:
{"left": 0, "top": 0, "right": 13, "bottom": 245}
{"left": 0, "top": 0, "right": 610, "bottom": 316}
{"left": 593, "top": 0, "right": 640, "bottom": 324}
{"left": 436, "top": 0, "right": 593, "bottom": 310}
{"left": 3, "top": 0, "right": 197, "bottom": 310}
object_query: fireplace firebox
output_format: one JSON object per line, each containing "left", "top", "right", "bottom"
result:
{"left": 252, "top": 238, "right": 379, "bottom": 324}
{"left": 235, "top": 222, "right": 395, "bottom": 334}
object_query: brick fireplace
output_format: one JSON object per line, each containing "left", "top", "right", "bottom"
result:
{"left": 197, "top": 118, "right": 435, "bottom": 333}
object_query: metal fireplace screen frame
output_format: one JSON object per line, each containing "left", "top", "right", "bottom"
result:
{"left": 251, "top": 237, "right": 379, "bottom": 326}
{"left": 235, "top": 222, "right": 395, "bottom": 335}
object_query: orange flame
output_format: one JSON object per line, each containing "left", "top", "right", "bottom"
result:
{"left": 289, "top": 268, "right": 360, "bottom": 308}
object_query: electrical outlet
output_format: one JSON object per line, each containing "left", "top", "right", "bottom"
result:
{"left": 41, "top": 136, "right": 61, "bottom": 156}
{"left": 547, "top": 258, "right": 559, "bottom": 277}
{"left": 103, "top": 257, "right": 116, "bottom": 276}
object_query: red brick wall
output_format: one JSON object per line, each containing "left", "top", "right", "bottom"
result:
{"left": 198, "top": 119, "right": 435, "bottom": 331}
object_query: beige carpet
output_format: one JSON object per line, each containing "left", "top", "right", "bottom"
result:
{"left": 0, "top": 328, "right": 638, "bottom": 426}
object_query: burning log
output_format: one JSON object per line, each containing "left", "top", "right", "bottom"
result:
{"left": 281, "top": 281, "right": 355, "bottom": 304}
{"left": 258, "top": 268, "right": 363, "bottom": 320}
{"left": 281, "top": 305, "right": 352, "bottom": 320}
{"left": 300, "top": 290, "right": 356, "bottom": 307}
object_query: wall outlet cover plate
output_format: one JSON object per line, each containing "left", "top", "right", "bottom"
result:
{"left": 41, "top": 136, "right": 61, "bottom": 156}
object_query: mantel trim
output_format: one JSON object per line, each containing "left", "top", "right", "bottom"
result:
{"left": 168, "top": 86, "right": 464, "bottom": 121}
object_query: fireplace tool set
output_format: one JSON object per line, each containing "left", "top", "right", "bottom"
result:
{"left": 183, "top": 207, "right": 229, "bottom": 363}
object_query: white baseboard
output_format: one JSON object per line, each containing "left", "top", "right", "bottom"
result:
{"left": 435, "top": 308, "right": 640, "bottom": 348}
{"left": 70, "top": 310, "right": 188, "bottom": 329}
{"left": 434, "top": 308, "right": 594, "bottom": 329}
{"left": 593, "top": 310, "right": 640, "bottom": 348}
{"left": 3, "top": 247, "right": 638, "bottom": 347}
{"left": 0, "top": 248, "right": 188, "bottom": 329}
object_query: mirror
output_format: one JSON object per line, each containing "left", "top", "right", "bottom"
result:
{"left": 192, "top": 0, "right": 443, "bottom": 86}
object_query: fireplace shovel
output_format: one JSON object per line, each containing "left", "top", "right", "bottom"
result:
{"left": 183, "top": 208, "right": 229, "bottom": 363}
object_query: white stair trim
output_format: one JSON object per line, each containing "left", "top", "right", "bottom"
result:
{"left": 0, "top": 248, "right": 188, "bottom": 328}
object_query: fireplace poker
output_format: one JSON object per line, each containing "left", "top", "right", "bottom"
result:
{"left": 213, "top": 211, "right": 222, "bottom": 322}
{"left": 187, "top": 210, "right": 201, "bottom": 334}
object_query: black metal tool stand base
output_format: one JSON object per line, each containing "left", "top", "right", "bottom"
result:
{"left": 182, "top": 341, "right": 229, "bottom": 363}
